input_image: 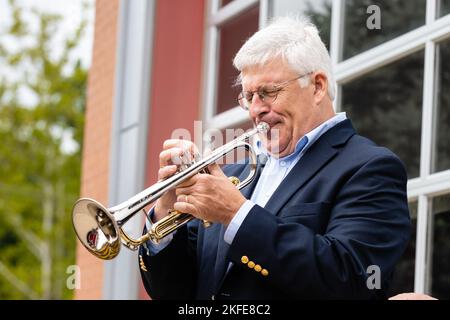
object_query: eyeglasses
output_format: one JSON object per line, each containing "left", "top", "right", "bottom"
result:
{"left": 237, "top": 73, "right": 311, "bottom": 111}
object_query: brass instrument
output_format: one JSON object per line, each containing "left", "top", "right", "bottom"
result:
{"left": 72, "top": 122, "right": 269, "bottom": 260}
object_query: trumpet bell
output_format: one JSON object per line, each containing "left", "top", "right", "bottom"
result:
{"left": 72, "top": 198, "right": 121, "bottom": 259}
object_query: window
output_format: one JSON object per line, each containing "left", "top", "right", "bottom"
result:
{"left": 388, "top": 202, "right": 417, "bottom": 296}
{"left": 432, "top": 39, "right": 450, "bottom": 173}
{"left": 216, "top": 5, "right": 259, "bottom": 114}
{"left": 203, "top": 0, "right": 263, "bottom": 128}
{"left": 343, "top": 0, "right": 426, "bottom": 60}
{"left": 430, "top": 194, "right": 450, "bottom": 299}
{"left": 272, "top": 0, "right": 332, "bottom": 49}
{"left": 341, "top": 50, "right": 424, "bottom": 178}
{"left": 335, "top": 1, "right": 450, "bottom": 292}
{"left": 220, "top": 0, "right": 234, "bottom": 7}
{"left": 439, "top": 0, "right": 450, "bottom": 17}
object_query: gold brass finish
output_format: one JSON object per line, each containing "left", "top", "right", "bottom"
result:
{"left": 139, "top": 255, "right": 147, "bottom": 272}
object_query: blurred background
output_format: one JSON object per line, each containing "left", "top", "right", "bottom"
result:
{"left": 0, "top": 0, "right": 449, "bottom": 300}
{"left": 0, "top": 0, "right": 94, "bottom": 299}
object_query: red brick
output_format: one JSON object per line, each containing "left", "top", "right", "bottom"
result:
{"left": 74, "top": 0, "right": 119, "bottom": 300}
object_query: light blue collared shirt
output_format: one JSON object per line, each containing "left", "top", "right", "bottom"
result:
{"left": 146, "top": 112, "right": 347, "bottom": 255}
{"left": 223, "top": 112, "right": 348, "bottom": 244}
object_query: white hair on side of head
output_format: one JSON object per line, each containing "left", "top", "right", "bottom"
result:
{"left": 233, "top": 15, "right": 336, "bottom": 100}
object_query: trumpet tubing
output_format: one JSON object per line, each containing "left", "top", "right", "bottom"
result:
{"left": 72, "top": 122, "right": 269, "bottom": 260}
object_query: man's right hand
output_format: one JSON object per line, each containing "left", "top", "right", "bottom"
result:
{"left": 153, "top": 139, "right": 198, "bottom": 222}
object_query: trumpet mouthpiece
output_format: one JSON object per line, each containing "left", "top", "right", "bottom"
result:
{"left": 256, "top": 122, "right": 269, "bottom": 133}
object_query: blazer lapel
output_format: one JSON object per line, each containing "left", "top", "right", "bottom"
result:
{"left": 264, "top": 119, "right": 355, "bottom": 215}
{"left": 213, "top": 226, "right": 229, "bottom": 292}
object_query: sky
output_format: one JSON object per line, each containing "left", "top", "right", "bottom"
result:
{"left": 0, "top": 0, "right": 95, "bottom": 68}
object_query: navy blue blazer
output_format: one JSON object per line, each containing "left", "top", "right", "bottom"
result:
{"left": 139, "top": 119, "right": 411, "bottom": 300}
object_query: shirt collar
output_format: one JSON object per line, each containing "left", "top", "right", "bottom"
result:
{"left": 256, "top": 133, "right": 308, "bottom": 163}
{"left": 256, "top": 112, "right": 347, "bottom": 161}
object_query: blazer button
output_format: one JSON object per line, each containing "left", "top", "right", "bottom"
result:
{"left": 241, "top": 256, "right": 249, "bottom": 264}
{"left": 254, "top": 264, "right": 262, "bottom": 272}
{"left": 211, "top": 295, "right": 215, "bottom": 300}
{"left": 247, "top": 261, "right": 255, "bottom": 269}
{"left": 261, "top": 269, "right": 269, "bottom": 276}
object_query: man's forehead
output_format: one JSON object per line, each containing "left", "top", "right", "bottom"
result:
{"left": 240, "top": 59, "right": 296, "bottom": 86}
{"left": 241, "top": 68, "right": 294, "bottom": 89}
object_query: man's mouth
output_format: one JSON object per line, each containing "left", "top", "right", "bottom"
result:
{"left": 256, "top": 119, "right": 280, "bottom": 129}
{"left": 260, "top": 121, "right": 281, "bottom": 135}
{"left": 256, "top": 120, "right": 281, "bottom": 141}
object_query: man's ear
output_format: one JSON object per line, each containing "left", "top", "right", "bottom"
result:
{"left": 313, "top": 72, "right": 328, "bottom": 104}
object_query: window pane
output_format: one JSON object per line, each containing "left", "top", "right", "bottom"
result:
{"left": 220, "top": 0, "right": 234, "bottom": 7}
{"left": 431, "top": 194, "right": 450, "bottom": 299}
{"left": 216, "top": 5, "right": 259, "bottom": 114}
{"left": 433, "top": 40, "right": 450, "bottom": 173}
{"left": 439, "top": 0, "right": 450, "bottom": 17}
{"left": 388, "top": 202, "right": 417, "bottom": 297}
{"left": 343, "top": 0, "right": 426, "bottom": 60}
{"left": 273, "top": 0, "right": 332, "bottom": 50}
{"left": 342, "top": 51, "right": 424, "bottom": 179}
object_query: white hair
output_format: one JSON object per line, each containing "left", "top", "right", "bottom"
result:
{"left": 233, "top": 16, "right": 335, "bottom": 100}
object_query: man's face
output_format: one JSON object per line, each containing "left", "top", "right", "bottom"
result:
{"left": 241, "top": 59, "right": 315, "bottom": 158}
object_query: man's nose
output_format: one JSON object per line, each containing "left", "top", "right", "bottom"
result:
{"left": 249, "top": 94, "right": 270, "bottom": 117}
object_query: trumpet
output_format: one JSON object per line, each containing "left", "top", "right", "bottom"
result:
{"left": 72, "top": 122, "right": 269, "bottom": 260}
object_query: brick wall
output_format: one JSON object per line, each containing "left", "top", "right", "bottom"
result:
{"left": 74, "top": 0, "right": 119, "bottom": 300}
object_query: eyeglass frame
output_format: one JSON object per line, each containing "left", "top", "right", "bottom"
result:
{"left": 237, "top": 72, "right": 313, "bottom": 111}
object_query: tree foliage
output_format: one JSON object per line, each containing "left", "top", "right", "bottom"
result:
{"left": 0, "top": 0, "right": 89, "bottom": 299}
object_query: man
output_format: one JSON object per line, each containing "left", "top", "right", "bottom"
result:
{"left": 139, "top": 16, "right": 411, "bottom": 299}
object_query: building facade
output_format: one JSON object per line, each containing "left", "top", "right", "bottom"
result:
{"left": 75, "top": 0, "right": 450, "bottom": 299}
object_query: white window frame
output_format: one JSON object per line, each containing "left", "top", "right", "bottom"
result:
{"left": 202, "top": 0, "right": 270, "bottom": 131}
{"left": 331, "top": 0, "right": 450, "bottom": 295}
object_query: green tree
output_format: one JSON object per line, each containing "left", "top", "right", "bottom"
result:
{"left": 0, "top": 0, "right": 89, "bottom": 299}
